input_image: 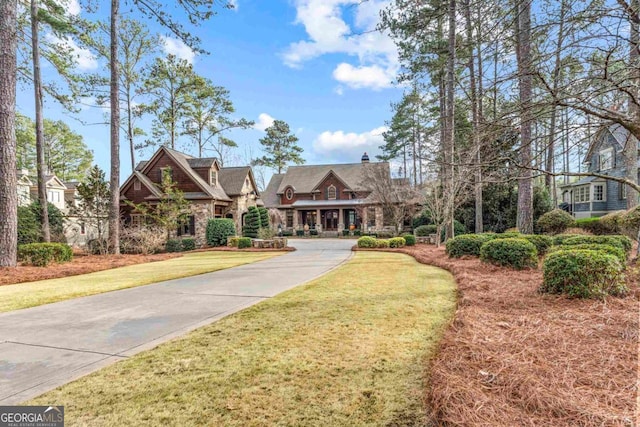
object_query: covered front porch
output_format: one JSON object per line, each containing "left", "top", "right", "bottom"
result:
{"left": 283, "top": 200, "right": 383, "bottom": 232}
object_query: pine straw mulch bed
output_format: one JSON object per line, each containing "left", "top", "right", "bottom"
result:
{"left": 359, "top": 245, "right": 639, "bottom": 426}
{"left": 0, "top": 253, "right": 181, "bottom": 286}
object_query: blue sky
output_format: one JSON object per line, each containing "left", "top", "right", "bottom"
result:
{"left": 16, "top": 0, "right": 404, "bottom": 184}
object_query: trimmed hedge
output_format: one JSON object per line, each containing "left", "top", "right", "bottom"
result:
{"left": 389, "top": 237, "right": 406, "bottom": 248}
{"left": 258, "top": 207, "right": 270, "bottom": 230}
{"left": 599, "top": 211, "right": 625, "bottom": 234}
{"left": 561, "top": 235, "right": 633, "bottom": 256}
{"left": 537, "top": 209, "right": 575, "bottom": 234}
{"left": 166, "top": 239, "right": 182, "bottom": 253}
{"left": 376, "top": 239, "right": 390, "bottom": 248}
{"left": 479, "top": 238, "right": 538, "bottom": 270}
{"left": 402, "top": 233, "right": 416, "bottom": 246}
{"left": 548, "top": 243, "right": 626, "bottom": 264}
{"left": 237, "top": 237, "right": 252, "bottom": 249}
{"left": 445, "top": 234, "right": 494, "bottom": 258}
{"left": 206, "top": 218, "right": 237, "bottom": 247}
{"left": 574, "top": 217, "right": 608, "bottom": 235}
{"left": 552, "top": 234, "right": 582, "bottom": 246}
{"left": 18, "top": 242, "right": 73, "bottom": 267}
{"left": 541, "top": 249, "right": 626, "bottom": 298}
{"left": 181, "top": 238, "right": 196, "bottom": 251}
{"left": 357, "top": 236, "right": 377, "bottom": 248}
{"left": 520, "top": 234, "right": 553, "bottom": 255}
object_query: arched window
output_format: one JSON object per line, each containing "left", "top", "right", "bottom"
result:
{"left": 285, "top": 187, "right": 294, "bottom": 200}
{"left": 327, "top": 185, "right": 337, "bottom": 200}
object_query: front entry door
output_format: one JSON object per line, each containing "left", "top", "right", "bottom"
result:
{"left": 324, "top": 210, "right": 339, "bottom": 231}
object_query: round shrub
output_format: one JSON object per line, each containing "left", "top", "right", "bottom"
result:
{"left": 389, "top": 237, "right": 406, "bottom": 248}
{"left": 166, "top": 239, "right": 182, "bottom": 253}
{"left": 376, "top": 239, "right": 390, "bottom": 248}
{"left": 552, "top": 234, "right": 582, "bottom": 246}
{"left": 537, "top": 209, "right": 575, "bottom": 234}
{"left": 621, "top": 206, "right": 640, "bottom": 240}
{"left": 402, "top": 233, "right": 416, "bottom": 246}
{"left": 181, "top": 238, "right": 196, "bottom": 251}
{"left": 18, "top": 242, "right": 73, "bottom": 266}
{"left": 237, "top": 237, "right": 252, "bottom": 249}
{"left": 520, "top": 234, "right": 553, "bottom": 255}
{"left": 541, "top": 249, "right": 626, "bottom": 298}
{"left": 357, "top": 236, "right": 377, "bottom": 248}
{"left": 561, "top": 235, "right": 632, "bottom": 256}
{"left": 574, "top": 217, "right": 610, "bottom": 235}
{"left": 599, "top": 210, "right": 625, "bottom": 235}
{"left": 479, "top": 238, "right": 538, "bottom": 270}
{"left": 445, "top": 234, "right": 494, "bottom": 258}
{"left": 414, "top": 225, "right": 434, "bottom": 236}
{"left": 206, "top": 218, "right": 236, "bottom": 247}
{"left": 491, "top": 232, "right": 522, "bottom": 239}
{"left": 548, "top": 243, "right": 626, "bottom": 264}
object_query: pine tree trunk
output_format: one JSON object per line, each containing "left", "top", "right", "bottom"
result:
{"left": 516, "top": 0, "right": 534, "bottom": 233}
{"left": 464, "top": 0, "right": 482, "bottom": 233}
{"left": 546, "top": 0, "right": 567, "bottom": 205}
{"left": 475, "top": 1, "right": 485, "bottom": 233}
{"left": 444, "top": 0, "right": 457, "bottom": 240}
{"left": 627, "top": 0, "right": 639, "bottom": 209}
{"left": 31, "top": 0, "right": 50, "bottom": 242}
{"left": 0, "top": 0, "right": 18, "bottom": 267}
{"left": 127, "top": 89, "right": 135, "bottom": 171}
{"left": 109, "top": 0, "right": 121, "bottom": 254}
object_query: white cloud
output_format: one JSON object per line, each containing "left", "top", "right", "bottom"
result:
{"left": 46, "top": 34, "right": 98, "bottom": 71}
{"left": 332, "top": 63, "right": 394, "bottom": 90}
{"left": 313, "top": 126, "right": 388, "bottom": 159}
{"left": 61, "top": 0, "right": 81, "bottom": 16}
{"left": 334, "top": 86, "right": 344, "bottom": 96}
{"left": 283, "top": 0, "right": 398, "bottom": 90}
{"left": 161, "top": 36, "right": 196, "bottom": 64}
{"left": 254, "top": 113, "right": 275, "bottom": 131}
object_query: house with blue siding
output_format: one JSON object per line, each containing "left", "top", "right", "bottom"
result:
{"left": 560, "top": 123, "right": 638, "bottom": 218}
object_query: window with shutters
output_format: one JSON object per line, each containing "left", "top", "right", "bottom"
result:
{"left": 177, "top": 215, "right": 195, "bottom": 236}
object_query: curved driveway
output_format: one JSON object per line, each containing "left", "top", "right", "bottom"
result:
{"left": 0, "top": 239, "right": 354, "bottom": 404}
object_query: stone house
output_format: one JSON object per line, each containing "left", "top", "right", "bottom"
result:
{"left": 263, "top": 153, "right": 395, "bottom": 233}
{"left": 119, "top": 146, "right": 263, "bottom": 244}
{"left": 560, "top": 123, "right": 639, "bottom": 218}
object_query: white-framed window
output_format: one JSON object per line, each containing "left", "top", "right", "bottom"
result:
{"left": 134, "top": 180, "right": 141, "bottom": 191}
{"left": 599, "top": 148, "right": 613, "bottom": 170}
{"left": 593, "top": 184, "right": 605, "bottom": 201}
{"left": 577, "top": 186, "right": 591, "bottom": 203}
{"left": 327, "top": 185, "right": 337, "bottom": 200}
{"left": 210, "top": 170, "right": 217, "bottom": 186}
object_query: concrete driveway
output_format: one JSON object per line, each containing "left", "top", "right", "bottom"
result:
{"left": 0, "top": 239, "right": 354, "bottom": 404}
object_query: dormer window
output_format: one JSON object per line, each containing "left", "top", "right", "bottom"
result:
{"left": 327, "top": 185, "right": 337, "bottom": 200}
{"left": 210, "top": 170, "right": 217, "bottom": 187}
{"left": 285, "top": 187, "right": 294, "bottom": 200}
{"left": 599, "top": 148, "right": 613, "bottom": 170}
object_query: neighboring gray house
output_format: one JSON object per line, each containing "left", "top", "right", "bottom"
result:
{"left": 561, "top": 123, "right": 639, "bottom": 218}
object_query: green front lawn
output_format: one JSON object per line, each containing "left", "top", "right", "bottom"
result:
{"left": 0, "top": 251, "right": 283, "bottom": 313}
{"left": 30, "top": 252, "right": 457, "bottom": 426}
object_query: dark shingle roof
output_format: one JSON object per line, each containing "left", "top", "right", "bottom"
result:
{"left": 263, "top": 173, "right": 285, "bottom": 208}
{"left": 187, "top": 158, "right": 218, "bottom": 169}
{"left": 218, "top": 167, "right": 251, "bottom": 196}
{"left": 135, "top": 161, "right": 148, "bottom": 171}
{"left": 276, "top": 162, "right": 389, "bottom": 194}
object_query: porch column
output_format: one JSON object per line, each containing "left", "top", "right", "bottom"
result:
{"left": 338, "top": 208, "right": 344, "bottom": 231}
{"left": 375, "top": 206, "right": 383, "bottom": 230}
{"left": 362, "top": 208, "right": 368, "bottom": 230}
{"left": 316, "top": 208, "right": 321, "bottom": 231}
{"left": 292, "top": 209, "right": 298, "bottom": 229}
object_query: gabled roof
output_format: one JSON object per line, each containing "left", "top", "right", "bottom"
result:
{"left": 263, "top": 173, "right": 285, "bottom": 208}
{"left": 120, "top": 171, "right": 164, "bottom": 199}
{"left": 41, "top": 175, "right": 67, "bottom": 189}
{"left": 310, "top": 169, "right": 352, "bottom": 192}
{"left": 276, "top": 162, "right": 389, "bottom": 194}
{"left": 218, "top": 166, "right": 254, "bottom": 196}
{"left": 135, "top": 146, "right": 231, "bottom": 202}
{"left": 584, "top": 123, "right": 639, "bottom": 162}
